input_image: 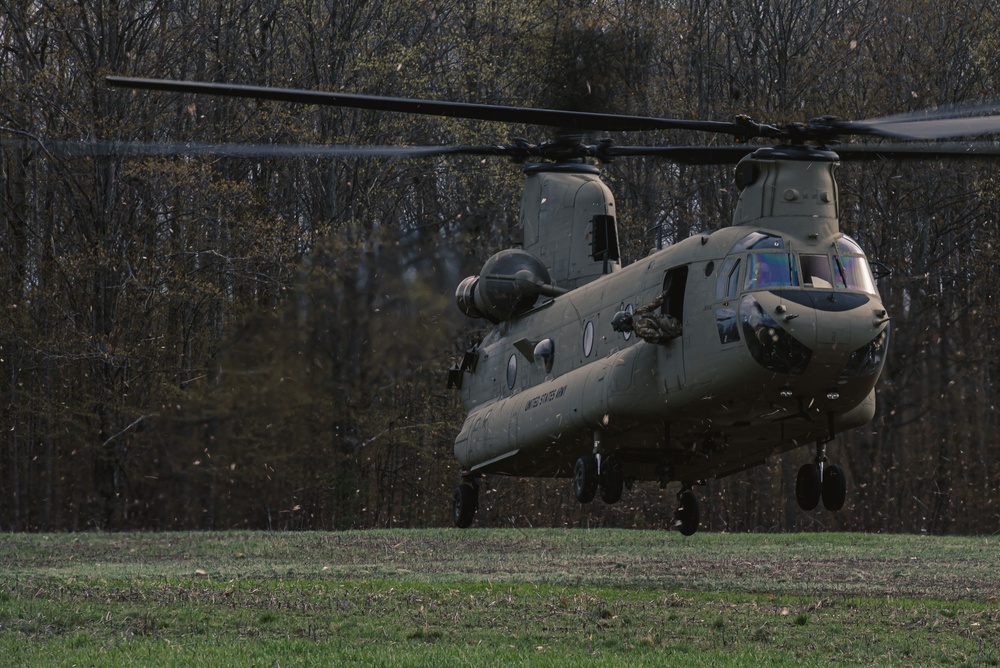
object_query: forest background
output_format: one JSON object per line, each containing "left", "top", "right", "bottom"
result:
{"left": 1, "top": 0, "right": 998, "bottom": 534}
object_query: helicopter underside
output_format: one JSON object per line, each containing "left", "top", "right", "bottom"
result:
{"left": 465, "top": 384, "right": 875, "bottom": 485}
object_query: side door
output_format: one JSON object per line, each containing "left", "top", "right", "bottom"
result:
{"left": 660, "top": 266, "right": 688, "bottom": 389}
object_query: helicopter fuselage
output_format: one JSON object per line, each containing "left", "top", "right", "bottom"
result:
{"left": 452, "top": 148, "right": 889, "bottom": 487}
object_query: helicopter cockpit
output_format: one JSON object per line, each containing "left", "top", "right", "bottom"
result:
{"left": 724, "top": 231, "right": 879, "bottom": 296}
{"left": 714, "top": 230, "right": 886, "bottom": 377}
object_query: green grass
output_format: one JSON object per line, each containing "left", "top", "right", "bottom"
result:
{"left": 1, "top": 530, "right": 998, "bottom": 666}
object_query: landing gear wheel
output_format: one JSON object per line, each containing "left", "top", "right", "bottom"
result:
{"left": 675, "top": 489, "right": 700, "bottom": 536}
{"left": 452, "top": 480, "right": 478, "bottom": 528}
{"left": 796, "top": 463, "right": 822, "bottom": 511}
{"left": 822, "top": 464, "right": 847, "bottom": 511}
{"left": 599, "top": 456, "right": 624, "bottom": 504}
{"left": 574, "top": 455, "right": 599, "bottom": 503}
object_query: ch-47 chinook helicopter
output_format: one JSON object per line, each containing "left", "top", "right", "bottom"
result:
{"left": 106, "top": 76, "right": 1000, "bottom": 534}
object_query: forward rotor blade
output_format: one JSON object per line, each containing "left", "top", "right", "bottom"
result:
{"left": 845, "top": 99, "right": 1000, "bottom": 140}
{"left": 106, "top": 76, "right": 1000, "bottom": 145}
{"left": 848, "top": 116, "right": 1000, "bottom": 140}
{"left": 831, "top": 141, "right": 1000, "bottom": 160}
{"left": 106, "top": 76, "right": 745, "bottom": 135}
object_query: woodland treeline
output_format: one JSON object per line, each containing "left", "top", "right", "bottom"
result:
{"left": 1, "top": 0, "right": 998, "bottom": 533}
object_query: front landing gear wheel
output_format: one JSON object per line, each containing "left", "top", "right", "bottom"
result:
{"left": 796, "top": 463, "right": 822, "bottom": 511}
{"left": 822, "top": 463, "right": 847, "bottom": 511}
{"left": 574, "top": 455, "right": 599, "bottom": 503}
{"left": 675, "top": 489, "right": 700, "bottom": 536}
{"left": 452, "top": 480, "right": 478, "bottom": 528}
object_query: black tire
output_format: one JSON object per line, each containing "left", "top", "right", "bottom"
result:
{"left": 452, "top": 483, "right": 477, "bottom": 528}
{"left": 796, "top": 463, "right": 822, "bottom": 511}
{"left": 600, "top": 456, "right": 624, "bottom": 504}
{"left": 676, "top": 489, "right": 700, "bottom": 536}
{"left": 573, "top": 455, "right": 598, "bottom": 503}
{"left": 822, "top": 464, "right": 847, "bottom": 511}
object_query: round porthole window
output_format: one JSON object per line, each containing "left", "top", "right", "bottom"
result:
{"left": 582, "top": 320, "right": 594, "bottom": 357}
{"left": 506, "top": 353, "right": 517, "bottom": 389}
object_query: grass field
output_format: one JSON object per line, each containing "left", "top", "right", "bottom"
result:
{"left": 1, "top": 529, "right": 998, "bottom": 666}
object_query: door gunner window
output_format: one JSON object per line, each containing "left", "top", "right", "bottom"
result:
{"left": 744, "top": 253, "right": 799, "bottom": 291}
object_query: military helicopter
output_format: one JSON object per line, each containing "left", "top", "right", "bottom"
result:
{"left": 105, "top": 77, "right": 1000, "bottom": 535}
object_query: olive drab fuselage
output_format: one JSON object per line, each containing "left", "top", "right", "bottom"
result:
{"left": 451, "top": 147, "right": 888, "bottom": 486}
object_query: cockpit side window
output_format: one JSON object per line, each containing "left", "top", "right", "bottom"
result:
{"left": 744, "top": 252, "right": 799, "bottom": 291}
{"left": 834, "top": 235, "right": 878, "bottom": 294}
{"left": 835, "top": 255, "right": 878, "bottom": 294}
{"left": 715, "top": 257, "right": 741, "bottom": 300}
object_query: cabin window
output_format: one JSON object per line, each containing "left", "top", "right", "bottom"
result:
{"left": 744, "top": 252, "right": 799, "bottom": 291}
{"left": 582, "top": 320, "right": 595, "bottom": 357}
{"left": 506, "top": 354, "right": 517, "bottom": 389}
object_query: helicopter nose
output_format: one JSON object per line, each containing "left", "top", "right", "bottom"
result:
{"left": 807, "top": 294, "right": 886, "bottom": 354}
{"left": 744, "top": 290, "right": 889, "bottom": 382}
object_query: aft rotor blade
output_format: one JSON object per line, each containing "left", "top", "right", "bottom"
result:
{"left": 606, "top": 142, "right": 1000, "bottom": 163}
{"left": 106, "top": 76, "right": 746, "bottom": 135}
{"left": 600, "top": 145, "right": 761, "bottom": 164}
{"left": 17, "top": 138, "right": 1000, "bottom": 165}
{"left": 2, "top": 139, "right": 515, "bottom": 159}
{"left": 599, "top": 142, "right": 1000, "bottom": 164}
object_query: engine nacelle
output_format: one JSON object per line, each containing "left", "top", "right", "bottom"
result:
{"left": 455, "top": 275, "right": 485, "bottom": 319}
{"left": 455, "top": 249, "right": 553, "bottom": 322}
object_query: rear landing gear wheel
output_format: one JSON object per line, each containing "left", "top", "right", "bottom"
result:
{"left": 822, "top": 463, "right": 847, "bottom": 511}
{"left": 574, "top": 454, "right": 599, "bottom": 503}
{"left": 675, "top": 488, "right": 700, "bottom": 536}
{"left": 452, "top": 479, "right": 478, "bottom": 528}
{"left": 599, "top": 456, "right": 624, "bottom": 504}
{"left": 796, "top": 463, "right": 822, "bottom": 511}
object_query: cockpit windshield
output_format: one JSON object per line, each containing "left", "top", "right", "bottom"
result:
{"left": 800, "top": 254, "right": 835, "bottom": 289}
{"left": 733, "top": 232, "right": 879, "bottom": 296}
{"left": 744, "top": 252, "right": 799, "bottom": 290}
